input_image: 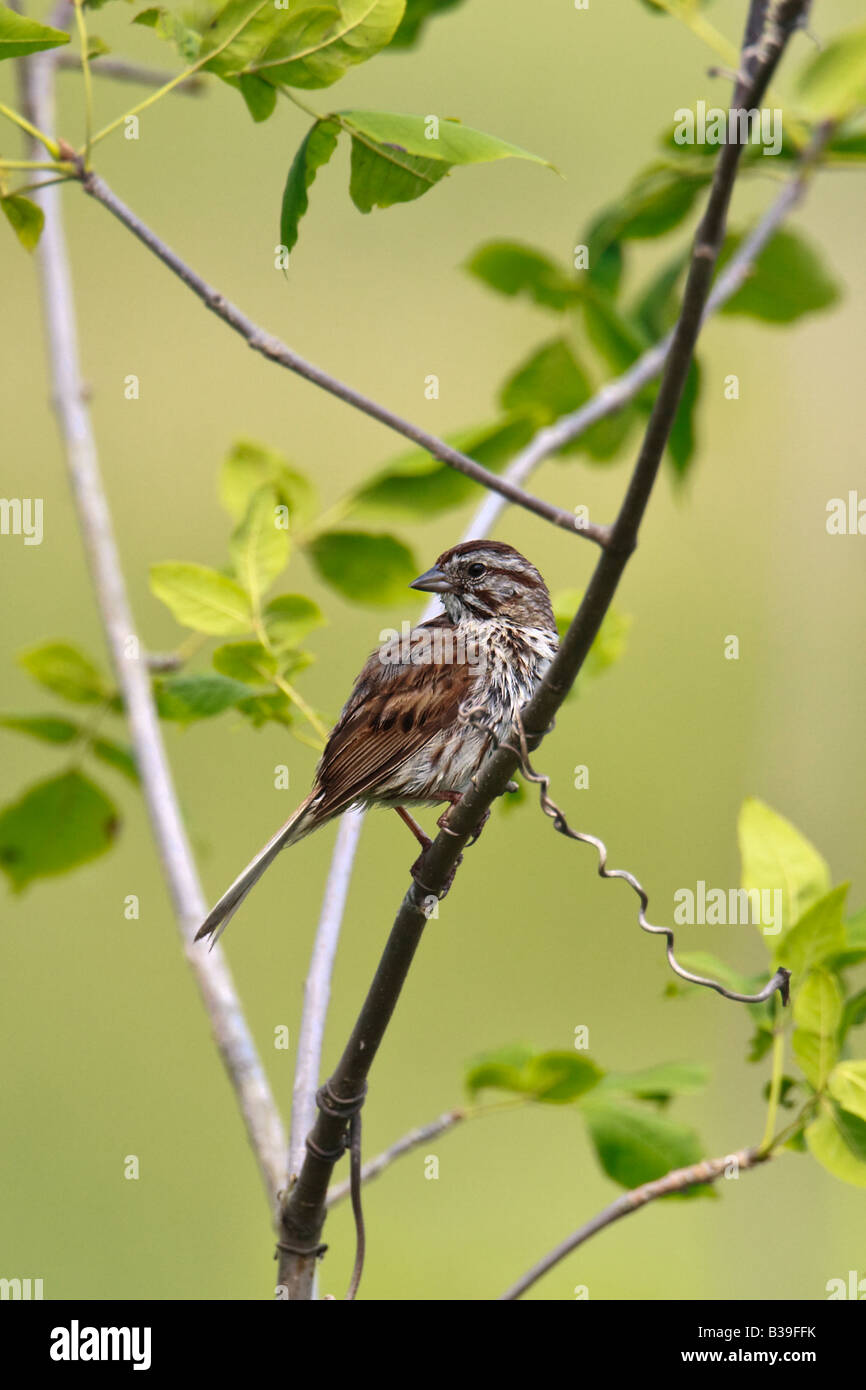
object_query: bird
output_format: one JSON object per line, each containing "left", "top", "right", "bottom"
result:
{"left": 195, "top": 539, "right": 558, "bottom": 947}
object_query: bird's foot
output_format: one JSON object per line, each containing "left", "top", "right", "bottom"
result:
{"left": 436, "top": 789, "right": 492, "bottom": 839}
{"left": 466, "top": 807, "right": 490, "bottom": 846}
{"left": 411, "top": 850, "right": 463, "bottom": 902}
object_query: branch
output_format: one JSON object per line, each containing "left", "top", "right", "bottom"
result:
{"left": 285, "top": 123, "right": 831, "bottom": 1175}
{"left": 288, "top": 808, "right": 366, "bottom": 1181}
{"left": 274, "top": 0, "right": 809, "bottom": 1298}
{"left": 326, "top": 1108, "right": 466, "bottom": 1208}
{"left": 57, "top": 54, "right": 206, "bottom": 93}
{"left": 510, "top": 122, "right": 829, "bottom": 471}
{"left": 67, "top": 169, "right": 604, "bottom": 545}
{"left": 499, "top": 1145, "right": 770, "bottom": 1300}
{"left": 17, "top": 35, "right": 287, "bottom": 1214}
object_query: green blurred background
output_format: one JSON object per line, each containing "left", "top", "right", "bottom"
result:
{"left": 2, "top": 0, "right": 864, "bottom": 1300}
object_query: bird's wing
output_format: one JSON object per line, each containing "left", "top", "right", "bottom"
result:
{"left": 313, "top": 618, "right": 475, "bottom": 816}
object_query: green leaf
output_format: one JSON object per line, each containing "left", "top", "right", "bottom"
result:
{"left": 86, "top": 35, "right": 111, "bottom": 60}
{"left": 828, "top": 1062, "right": 866, "bottom": 1122}
{"left": 465, "top": 240, "right": 580, "bottom": 312}
{"left": 464, "top": 1045, "right": 602, "bottom": 1103}
{"left": 585, "top": 164, "right": 708, "bottom": 254}
{"left": 389, "top": 0, "right": 464, "bottom": 47}
{"left": 197, "top": 0, "right": 293, "bottom": 77}
{"left": 793, "top": 967, "right": 843, "bottom": 1036}
{"left": 213, "top": 640, "right": 312, "bottom": 687}
{"left": 826, "top": 115, "right": 866, "bottom": 159}
{"left": 235, "top": 689, "right": 294, "bottom": 728}
{"left": 792, "top": 968, "right": 842, "bottom": 1090}
{"left": 465, "top": 1043, "right": 535, "bottom": 1099}
{"left": 776, "top": 885, "right": 848, "bottom": 977}
{"left": 580, "top": 1096, "right": 709, "bottom": 1195}
{"left": 519, "top": 1052, "right": 603, "bottom": 1104}
{"left": 346, "top": 417, "right": 534, "bottom": 522}
{"left": 150, "top": 562, "right": 254, "bottom": 635}
{"left": 667, "top": 358, "right": 700, "bottom": 476}
{"left": 90, "top": 738, "right": 139, "bottom": 784}
{"left": 132, "top": 6, "right": 201, "bottom": 62}
{"left": 589, "top": 238, "right": 624, "bottom": 297}
{"left": 307, "top": 530, "right": 416, "bottom": 604}
{"left": 599, "top": 1061, "right": 710, "bottom": 1104}
{"left": 552, "top": 590, "right": 631, "bottom": 680}
{"left": 18, "top": 642, "right": 110, "bottom": 705}
{"left": 806, "top": 1101, "right": 866, "bottom": 1187}
{"left": 0, "top": 714, "right": 81, "bottom": 745}
{"left": 219, "top": 439, "right": 317, "bottom": 526}
{"left": 229, "top": 486, "right": 290, "bottom": 603}
{"left": 796, "top": 22, "right": 866, "bottom": 119}
{"left": 840, "top": 988, "right": 866, "bottom": 1040}
{"left": 342, "top": 110, "right": 551, "bottom": 168}
{"left": 581, "top": 405, "right": 640, "bottom": 463}
{"left": 343, "top": 111, "right": 550, "bottom": 215}
{"left": 280, "top": 118, "right": 340, "bottom": 253}
{"left": 262, "top": 594, "right": 326, "bottom": 649}
{"left": 348, "top": 131, "right": 451, "bottom": 212}
{"left": 238, "top": 0, "right": 404, "bottom": 87}
{"left": 738, "top": 797, "right": 831, "bottom": 940}
{"left": 212, "top": 641, "right": 277, "bottom": 684}
{"left": 236, "top": 71, "right": 277, "bottom": 122}
{"left": 155, "top": 674, "right": 253, "bottom": 723}
{"left": 499, "top": 339, "right": 591, "bottom": 430}
{"left": 718, "top": 229, "right": 840, "bottom": 324}
{"left": 0, "top": 6, "right": 70, "bottom": 58}
{"left": 827, "top": 907, "right": 866, "bottom": 969}
{"left": 1, "top": 194, "right": 44, "bottom": 252}
{"left": 0, "top": 770, "right": 118, "bottom": 890}
{"left": 633, "top": 252, "right": 688, "bottom": 339}
{"left": 0, "top": 715, "right": 138, "bottom": 784}
{"left": 582, "top": 287, "right": 650, "bottom": 374}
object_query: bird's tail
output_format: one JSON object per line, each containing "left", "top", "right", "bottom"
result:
{"left": 194, "top": 793, "right": 319, "bottom": 949}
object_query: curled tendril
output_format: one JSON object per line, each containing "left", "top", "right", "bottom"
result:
{"left": 459, "top": 701, "right": 790, "bottom": 1009}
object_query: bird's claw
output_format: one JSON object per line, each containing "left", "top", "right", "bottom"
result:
{"left": 411, "top": 850, "right": 463, "bottom": 901}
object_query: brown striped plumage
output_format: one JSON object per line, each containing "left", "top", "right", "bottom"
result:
{"left": 195, "top": 541, "right": 558, "bottom": 945}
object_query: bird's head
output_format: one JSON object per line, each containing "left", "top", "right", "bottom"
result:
{"left": 410, "top": 540, "right": 555, "bottom": 629}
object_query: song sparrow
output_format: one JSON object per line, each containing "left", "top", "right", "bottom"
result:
{"left": 195, "top": 540, "right": 558, "bottom": 945}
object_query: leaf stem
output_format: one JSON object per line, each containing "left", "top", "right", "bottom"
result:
{"left": 0, "top": 100, "right": 60, "bottom": 157}
{"left": 0, "top": 157, "right": 68, "bottom": 171}
{"left": 73, "top": 0, "right": 94, "bottom": 166}
{"left": 758, "top": 998, "right": 786, "bottom": 1155}
{"left": 85, "top": 0, "right": 270, "bottom": 152}
{"left": 273, "top": 672, "right": 328, "bottom": 745}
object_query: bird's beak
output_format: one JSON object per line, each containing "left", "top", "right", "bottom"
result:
{"left": 410, "top": 565, "right": 454, "bottom": 595}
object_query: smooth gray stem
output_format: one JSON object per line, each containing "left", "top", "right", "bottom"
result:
{"left": 288, "top": 807, "right": 366, "bottom": 1179}
{"left": 18, "top": 39, "right": 286, "bottom": 1213}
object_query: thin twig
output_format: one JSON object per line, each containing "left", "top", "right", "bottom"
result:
{"left": 72, "top": 170, "right": 601, "bottom": 544}
{"left": 499, "top": 1145, "right": 769, "bottom": 1300}
{"left": 289, "top": 808, "right": 366, "bottom": 1180}
{"left": 57, "top": 54, "right": 206, "bottom": 92}
{"left": 326, "top": 1108, "right": 466, "bottom": 1208}
{"left": 17, "top": 31, "right": 287, "bottom": 1214}
{"left": 274, "top": 0, "right": 809, "bottom": 1299}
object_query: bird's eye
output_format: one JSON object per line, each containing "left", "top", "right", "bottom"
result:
{"left": 467, "top": 562, "right": 486, "bottom": 578}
